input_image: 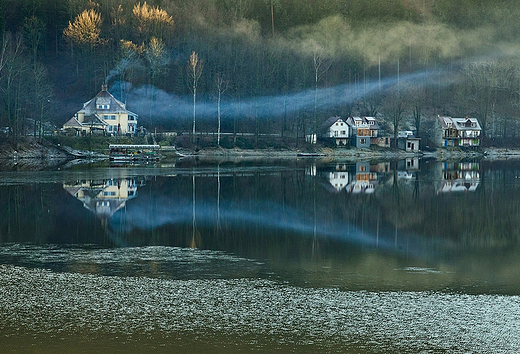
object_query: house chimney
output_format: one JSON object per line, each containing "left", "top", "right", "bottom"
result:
{"left": 101, "top": 84, "right": 108, "bottom": 91}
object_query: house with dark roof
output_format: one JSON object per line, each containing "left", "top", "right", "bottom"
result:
{"left": 319, "top": 116, "right": 351, "bottom": 146}
{"left": 437, "top": 116, "right": 482, "bottom": 147}
{"left": 63, "top": 85, "right": 138, "bottom": 136}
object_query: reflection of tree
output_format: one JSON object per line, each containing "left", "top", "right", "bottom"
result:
{"left": 189, "top": 175, "right": 202, "bottom": 248}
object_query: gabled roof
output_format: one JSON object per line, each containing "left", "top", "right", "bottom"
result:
{"left": 320, "top": 116, "right": 345, "bottom": 132}
{"left": 438, "top": 116, "right": 482, "bottom": 130}
{"left": 346, "top": 116, "right": 380, "bottom": 130}
{"left": 82, "top": 114, "right": 108, "bottom": 126}
{"left": 78, "top": 88, "right": 129, "bottom": 115}
{"left": 63, "top": 117, "right": 82, "bottom": 128}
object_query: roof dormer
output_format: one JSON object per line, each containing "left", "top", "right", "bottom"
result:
{"left": 96, "top": 97, "right": 110, "bottom": 110}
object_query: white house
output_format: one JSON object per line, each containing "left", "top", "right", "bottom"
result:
{"left": 63, "top": 85, "right": 138, "bottom": 136}
{"left": 319, "top": 116, "right": 350, "bottom": 145}
{"left": 437, "top": 116, "right": 482, "bottom": 147}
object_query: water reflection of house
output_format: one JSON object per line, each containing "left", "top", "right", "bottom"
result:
{"left": 438, "top": 162, "right": 480, "bottom": 193}
{"left": 63, "top": 178, "right": 145, "bottom": 218}
{"left": 397, "top": 158, "right": 419, "bottom": 171}
{"left": 346, "top": 162, "right": 379, "bottom": 193}
{"left": 321, "top": 162, "right": 390, "bottom": 193}
{"left": 327, "top": 164, "right": 350, "bottom": 192}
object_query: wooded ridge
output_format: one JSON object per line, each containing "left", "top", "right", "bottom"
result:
{"left": 2, "top": 0, "right": 520, "bottom": 147}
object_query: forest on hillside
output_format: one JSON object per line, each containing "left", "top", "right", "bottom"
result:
{"left": 2, "top": 0, "right": 520, "bottom": 147}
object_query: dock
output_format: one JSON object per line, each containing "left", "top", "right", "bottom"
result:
{"left": 109, "top": 144, "right": 160, "bottom": 162}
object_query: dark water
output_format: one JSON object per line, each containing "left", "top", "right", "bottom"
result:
{"left": 1, "top": 157, "right": 520, "bottom": 353}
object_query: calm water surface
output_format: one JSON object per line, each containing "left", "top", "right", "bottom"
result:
{"left": 1, "top": 157, "right": 520, "bottom": 353}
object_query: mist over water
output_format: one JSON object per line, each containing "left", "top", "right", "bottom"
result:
{"left": 106, "top": 197, "right": 395, "bottom": 251}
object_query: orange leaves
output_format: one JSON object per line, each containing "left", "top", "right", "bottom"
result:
{"left": 63, "top": 9, "right": 102, "bottom": 46}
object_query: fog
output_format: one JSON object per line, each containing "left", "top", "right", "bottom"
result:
{"left": 113, "top": 68, "right": 448, "bottom": 120}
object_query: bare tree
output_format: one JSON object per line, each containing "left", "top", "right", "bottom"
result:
{"left": 187, "top": 51, "right": 203, "bottom": 143}
{"left": 215, "top": 73, "right": 229, "bottom": 147}
{"left": 23, "top": 16, "right": 46, "bottom": 67}
{"left": 224, "top": 0, "right": 252, "bottom": 21}
{"left": 409, "top": 84, "right": 426, "bottom": 137}
{"left": 31, "top": 63, "right": 53, "bottom": 141}
{"left": 463, "top": 61, "right": 514, "bottom": 139}
{"left": 312, "top": 45, "right": 331, "bottom": 140}
{"left": 0, "top": 32, "right": 27, "bottom": 144}
{"left": 264, "top": 0, "right": 280, "bottom": 36}
{"left": 382, "top": 86, "right": 409, "bottom": 147}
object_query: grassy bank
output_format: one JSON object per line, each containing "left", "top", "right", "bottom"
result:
{"left": 47, "top": 136, "right": 148, "bottom": 154}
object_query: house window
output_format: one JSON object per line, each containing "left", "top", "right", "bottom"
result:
{"left": 359, "top": 165, "right": 366, "bottom": 172}
{"left": 97, "top": 104, "right": 110, "bottom": 110}
{"left": 360, "top": 138, "right": 367, "bottom": 144}
{"left": 129, "top": 115, "right": 136, "bottom": 121}
{"left": 341, "top": 130, "right": 346, "bottom": 135}
{"left": 104, "top": 115, "right": 116, "bottom": 120}
{"left": 334, "top": 131, "right": 339, "bottom": 137}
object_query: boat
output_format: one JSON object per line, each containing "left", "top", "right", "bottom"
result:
{"left": 109, "top": 144, "right": 161, "bottom": 162}
{"left": 297, "top": 152, "right": 326, "bottom": 157}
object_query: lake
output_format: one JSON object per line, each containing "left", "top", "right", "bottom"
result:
{"left": 1, "top": 156, "right": 520, "bottom": 353}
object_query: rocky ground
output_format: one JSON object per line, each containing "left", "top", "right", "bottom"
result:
{"left": 0, "top": 138, "right": 71, "bottom": 170}
{"left": 0, "top": 138, "right": 69, "bottom": 159}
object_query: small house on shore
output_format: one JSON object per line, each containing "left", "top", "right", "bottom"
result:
{"left": 437, "top": 116, "right": 482, "bottom": 147}
{"left": 345, "top": 116, "right": 380, "bottom": 148}
{"left": 320, "top": 116, "right": 384, "bottom": 148}
{"left": 319, "top": 116, "right": 350, "bottom": 146}
{"left": 63, "top": 85, "right": 138, "bottom": 136}
{"left": 397, "top": 131, "right": 420, "bottom": 152}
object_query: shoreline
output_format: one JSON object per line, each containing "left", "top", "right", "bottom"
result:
{"left": 2, "top": 140, "right": 520, "bottom": 169}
